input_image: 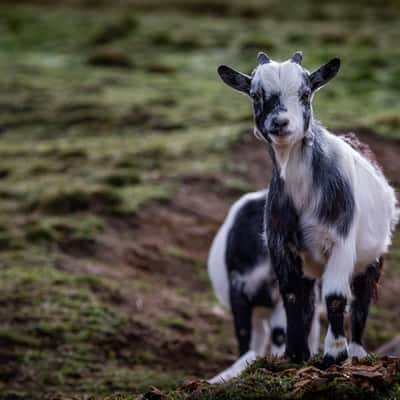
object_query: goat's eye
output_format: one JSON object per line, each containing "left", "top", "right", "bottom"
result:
{"left": 250, "top": 90, "right": 262, "bottom": 100}
{"left": 301, "top": 91, "right": 311, "bottom": 103}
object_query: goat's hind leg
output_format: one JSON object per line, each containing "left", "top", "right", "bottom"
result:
{"left": 207, "top": 282, "right": 254, "bottom": 384}
{"left": 250, "top": 313, "right": 270, "bottom": 357}
{"left": 230, "top": 282, "right": 252, "bottom": 356}
{"left": 349, "top": 257, "right": 383, "bottom": 358}
{"left": 307, "top": 280, "right": 320, "bottom": 356}
{"left": 270, "top": 300, "right": 286, "bottom": 357}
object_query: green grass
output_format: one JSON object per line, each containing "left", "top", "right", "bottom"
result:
{"left": 145, "top": 356, "right": 400, "bottom": 400}
{"left": 0, "top": 0, "right": 399, "bottom": 398}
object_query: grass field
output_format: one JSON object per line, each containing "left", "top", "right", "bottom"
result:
{"left": 0, "top": 0, "right": 399, "bottom": 398}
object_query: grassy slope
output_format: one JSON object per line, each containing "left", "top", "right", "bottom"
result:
{"left": 0, "top": 0, "right": 399, "bottom": 398}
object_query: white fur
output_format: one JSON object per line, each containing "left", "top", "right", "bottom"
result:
{"left": 232, "top": 263, "right": 276, "bottom": 302}
{"left": 250, "top": 315, "right": 270, "bottom": 356}
{"left": 208, "top": 350, "right": 257, "bottom": 384}
{"left": 208, "top": 190, "right": 267, "bottom": 308}
{"left": 324, "top": 327, "right": 348, "bottom": 358}
{"left": 348, "top": 342, "right": 368, "bottom": 359}
{"left": 308, "top": 283, "right": 321, "bottom": 356}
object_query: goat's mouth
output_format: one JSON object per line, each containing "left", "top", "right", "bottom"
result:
{"left": 254, "top": 127, "right": 294, "bottom": 145}
{"left": 269, "top": 130, "right": 293, "bottom": 145}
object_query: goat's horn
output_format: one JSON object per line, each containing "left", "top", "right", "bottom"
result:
{"left": 291, "top": 51, "right": 303, "bottom": 64}
{"left": 257, "top": 52, "right": 271, "bottom": 65}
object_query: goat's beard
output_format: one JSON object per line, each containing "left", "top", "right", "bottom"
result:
{"left": 253, "top": 127, "right": 270, "bottom": 143}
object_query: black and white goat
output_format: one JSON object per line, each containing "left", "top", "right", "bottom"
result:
{"left": 217, "top": 51, "right": 398, "bottom": 366}
{"left": 208, "top": 190, "right": 319, "bottom": 382}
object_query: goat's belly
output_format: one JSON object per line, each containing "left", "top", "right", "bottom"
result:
{"left": 355, "top": 220, "right": 391, "bottom": 268}
{"left": 301, "top": 228, "right": 386, "bottom": 276}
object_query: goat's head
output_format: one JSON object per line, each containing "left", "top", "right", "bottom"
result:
{"left": 217, "top": 52, "right": 340, "bottom": 147}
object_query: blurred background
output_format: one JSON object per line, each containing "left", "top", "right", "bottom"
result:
{"left": 0, "top": 0, "right": 399, "bottom": 398}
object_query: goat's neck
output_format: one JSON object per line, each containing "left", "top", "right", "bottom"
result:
{"left": 270, "top": 123, "right": 322, "bottom": 211}
{"left": 271, "top": 120, "right": 320, "bottom": 181}
{"left": 271, "top": 137, "right": 308, "bottom": 182}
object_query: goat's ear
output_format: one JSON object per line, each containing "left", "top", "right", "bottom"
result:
{"left": 217, "top": 65, "right": 251, "bottom": 94}
{"left": 309, "top": 58, "right": 340, "bottom": 92}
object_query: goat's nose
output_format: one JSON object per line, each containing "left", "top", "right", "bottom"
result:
{"left": 269, "top": 117, "right": 289, "bottom": 136}
{"left": 272, "top": 117, "right": 289, "bottom": 130}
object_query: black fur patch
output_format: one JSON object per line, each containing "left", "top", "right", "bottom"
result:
{"left": 310, "top": 128, "right": 355, "bottom": 237}
{"left": 350, "top": 257, "right": 383, "bottom": 345}
{"left": 323, "top": 292, "right": 348, "bottom": 366}
{"left": 321, "top": 350, "right": 348, "bottom": 368}
{"left": 309, "top": 58, "right": 341, "bottom": 92}
{"left": 250, "top": 280, "right": 277, "bottom": 308}
{"left": 271, "top": 327, "right": 286, "bottom": 347}
{"left": 226, "top": 195, "right": 277, "bottom": 308}
{"left": 299, "top": 74, "right": 312, "bottom": 132}
{"left": 265, "top": 168, "right": 314, "bottom": 362}
{"left": 218, "top": 65, "right": 251, "bottom": 94}
{"left": 252, "top": 89, "right": 286, "bottom": 138}
{"left": 229, "top": 283, "right": 252, "bottom": 356}
{"left": 325, "top": 294, "right": 346, "bottom": 339}
{"left": 226, "top": 196, "right": 268, "bottom": 274}
{"left": 265, "top": 171, "right": 304, "bottom": 288}
{"left": 302, "top": 277, "right": 317, "bottom": 341}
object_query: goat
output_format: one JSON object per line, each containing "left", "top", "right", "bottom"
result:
{"left": 208, "top": 190, "right": 320, "bottom": 382}
{"left": 217, "top": 51, "right": 399, "bottom": 366}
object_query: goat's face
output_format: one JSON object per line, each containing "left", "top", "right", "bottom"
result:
{"left": 218, "top": 52, "right": 340, "bottom": 147}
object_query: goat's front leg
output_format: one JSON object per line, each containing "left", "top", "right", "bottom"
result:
{"left": 281, "top": 274, "right": 315, "bottom": 362}
{"left": 322, "top": 239, "right": 355, "bottom": 367}
{"left": 271, "top": 248, "right": 313, "bottom": 362}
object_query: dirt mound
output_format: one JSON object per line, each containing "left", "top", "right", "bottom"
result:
{"left": 58, "top": 176, "right": 240, "bottom": 378}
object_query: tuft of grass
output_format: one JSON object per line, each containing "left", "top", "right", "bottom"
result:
{"left": 27, "top": 187, "right": 123, "bottom": 214}
{"left": 24, "top": 214, "right": 105, "bottom": 243}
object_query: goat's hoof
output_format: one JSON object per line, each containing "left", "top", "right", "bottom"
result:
{"left": 321, "top": 350, "right": 348, "bottom": 369}
{"left": 348, "top": 342, "right": 367, "bottom": 359}
{"left": 285, "top": 349, "right": 310, "bottom": 363}
{"left": 271, "top": 344, "right": 286, "bottom": 358}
